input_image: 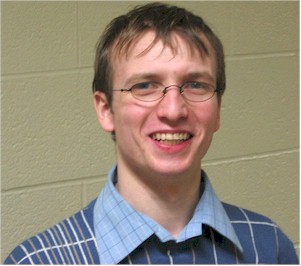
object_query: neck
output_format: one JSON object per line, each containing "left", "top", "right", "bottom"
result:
{"left": 116, "top": 166, "right": 201, "bottom": 238}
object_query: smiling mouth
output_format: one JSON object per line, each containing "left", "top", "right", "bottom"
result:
{"left": 151, "top": 133, "right": 192, "bottom": 145}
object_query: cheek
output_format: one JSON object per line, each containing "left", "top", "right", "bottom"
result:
{"left": 195, "top": 103, "right": 220, "bottom": 133}
{"left": 112, "top": 100, "right": 150, "bottom": 138}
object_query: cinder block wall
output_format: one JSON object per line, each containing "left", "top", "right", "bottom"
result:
{"left": 2, "top": 1, "right": 299, "bottom": 261}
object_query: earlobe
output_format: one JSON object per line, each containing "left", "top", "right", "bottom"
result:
{"left": 94, "top": 91, "right": 115, "bottom": 133}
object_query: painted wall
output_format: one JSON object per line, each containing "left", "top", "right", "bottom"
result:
{"left": 2, "top": 1, "right": 299, "bottom": 261}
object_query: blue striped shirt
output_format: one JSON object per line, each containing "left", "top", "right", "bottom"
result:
{"left": 4, "top": 165, "right": 298, "bottom": 264}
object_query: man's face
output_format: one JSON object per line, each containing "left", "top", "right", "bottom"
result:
{"left": 94, "top": 32, "right": 221, "bottom": 180}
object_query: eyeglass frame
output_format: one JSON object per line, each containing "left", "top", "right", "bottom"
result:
{"left": 112, "top": 81, "right": 221, "bottom": 102}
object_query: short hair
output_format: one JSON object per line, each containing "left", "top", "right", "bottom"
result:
{"left": 92, "top": 2, "right": 225, "bottom": 106}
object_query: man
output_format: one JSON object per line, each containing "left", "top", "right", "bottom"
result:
{"left": 4, "top": 2, "right": 298, "bottom": 264}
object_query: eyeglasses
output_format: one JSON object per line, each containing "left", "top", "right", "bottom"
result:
{"left": 112, "top": 81, "right": 219, "bottom": 102}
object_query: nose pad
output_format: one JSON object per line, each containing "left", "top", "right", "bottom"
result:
{"left": 162, "top": 85, "right": 184, "bottom": 97}
{"left": 158, "top": 85, "right": 188, "bottom": 121}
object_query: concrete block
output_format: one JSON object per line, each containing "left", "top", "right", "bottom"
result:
{"left": 2, "top": 2, "right": 78, "bottom": 74}
{"left": 229, "top": 1, "right": 298, "bottom": 54}
{"left": 206, "top": 54, "right": 299, "bottom": 160}
{"left": 2, "top": 72, "right": 115, "bottom": 190}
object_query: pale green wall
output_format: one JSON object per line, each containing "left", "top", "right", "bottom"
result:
{"left": 1, "top": 0, "right": 299, "bottom": 261}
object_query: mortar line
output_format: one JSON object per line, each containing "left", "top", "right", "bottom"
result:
{"left": 2, "top": 175, "right": 105, "bottom": 194}
{"left": 203, "top": 148, "right": 299, "bottom": 167}
{"left": 2, "top": 67, "right": 93, "bottom": 80}
{"left": 3, "top": 148, "right": 298, "bottom": 194}
{"left": 2, "top": 50, "right": 298, "bottom": 80}
{"left": 226, "top": 51, "right": 298, "bottom": 61}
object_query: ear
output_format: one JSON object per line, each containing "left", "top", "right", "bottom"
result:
{"left": 94, "top": 91, "right": 115, "bottom": 133}
{"left": 214, "top": 100, "right": 222, "bottom": 132}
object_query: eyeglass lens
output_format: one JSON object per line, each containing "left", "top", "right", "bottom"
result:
{"left": 130, "top": 82, "right": 216, "bottom": 102}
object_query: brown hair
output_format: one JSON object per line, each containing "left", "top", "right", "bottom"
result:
{"left": 92, "top": 2, "right": 225, "bottom": 105}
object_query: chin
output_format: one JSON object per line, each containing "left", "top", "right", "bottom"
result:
{"left": 150, "top": 162, "right": 198, "bottom": 178}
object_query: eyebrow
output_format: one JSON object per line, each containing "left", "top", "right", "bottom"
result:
{"left": 184, "top": 72, "right": 215, "bottom": 84}
{"left": 124, "top": 73, "right": 162, "bottom": 86}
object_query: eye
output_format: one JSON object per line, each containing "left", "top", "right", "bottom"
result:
{"left": 132, "top": 82, "right": 159, "bottom": 90}
{"left": 184, "top": 81, "right": 211, "bottom": 90}
{"left": 130, "top": 82, "right": 162, "bottom": 98}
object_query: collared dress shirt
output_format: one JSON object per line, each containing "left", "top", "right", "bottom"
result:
{"left": 4, "top": 165, "right": 298, "bottom": 264}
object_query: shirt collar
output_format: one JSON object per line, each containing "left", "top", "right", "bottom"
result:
{"left": 93, "top": 165, "right": 243, "bottom": 264}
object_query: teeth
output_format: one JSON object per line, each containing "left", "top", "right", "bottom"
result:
{"left": 152, "top": 133, "right": 191, "bottom": 141}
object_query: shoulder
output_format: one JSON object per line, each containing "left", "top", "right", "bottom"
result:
{"left": 222, "top": 202, "right": 298, "bottom": 264}
{"left": 222, "top": 202, "right": 274, "bottom": 223}
{"left": 4, "top": 200, "right": 99, "bottom": 265}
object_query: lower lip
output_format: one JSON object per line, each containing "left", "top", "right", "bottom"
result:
{"left": 150, "top": 137, "right": 192, "bottom": 153}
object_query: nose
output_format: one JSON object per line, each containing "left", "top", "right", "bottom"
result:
{"left": 156, "top": 85, "right": 188, "bottom": 122}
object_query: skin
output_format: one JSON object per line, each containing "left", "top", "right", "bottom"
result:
{"left": 94, "top": 31, "right": 221, "bottom": 237}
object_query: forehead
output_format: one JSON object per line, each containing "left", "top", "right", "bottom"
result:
{"left": 111, "top": 32, "right": 216, "bottom": 86}
{"left": 111, "top": 31, "right": 216, "bottom": 68}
